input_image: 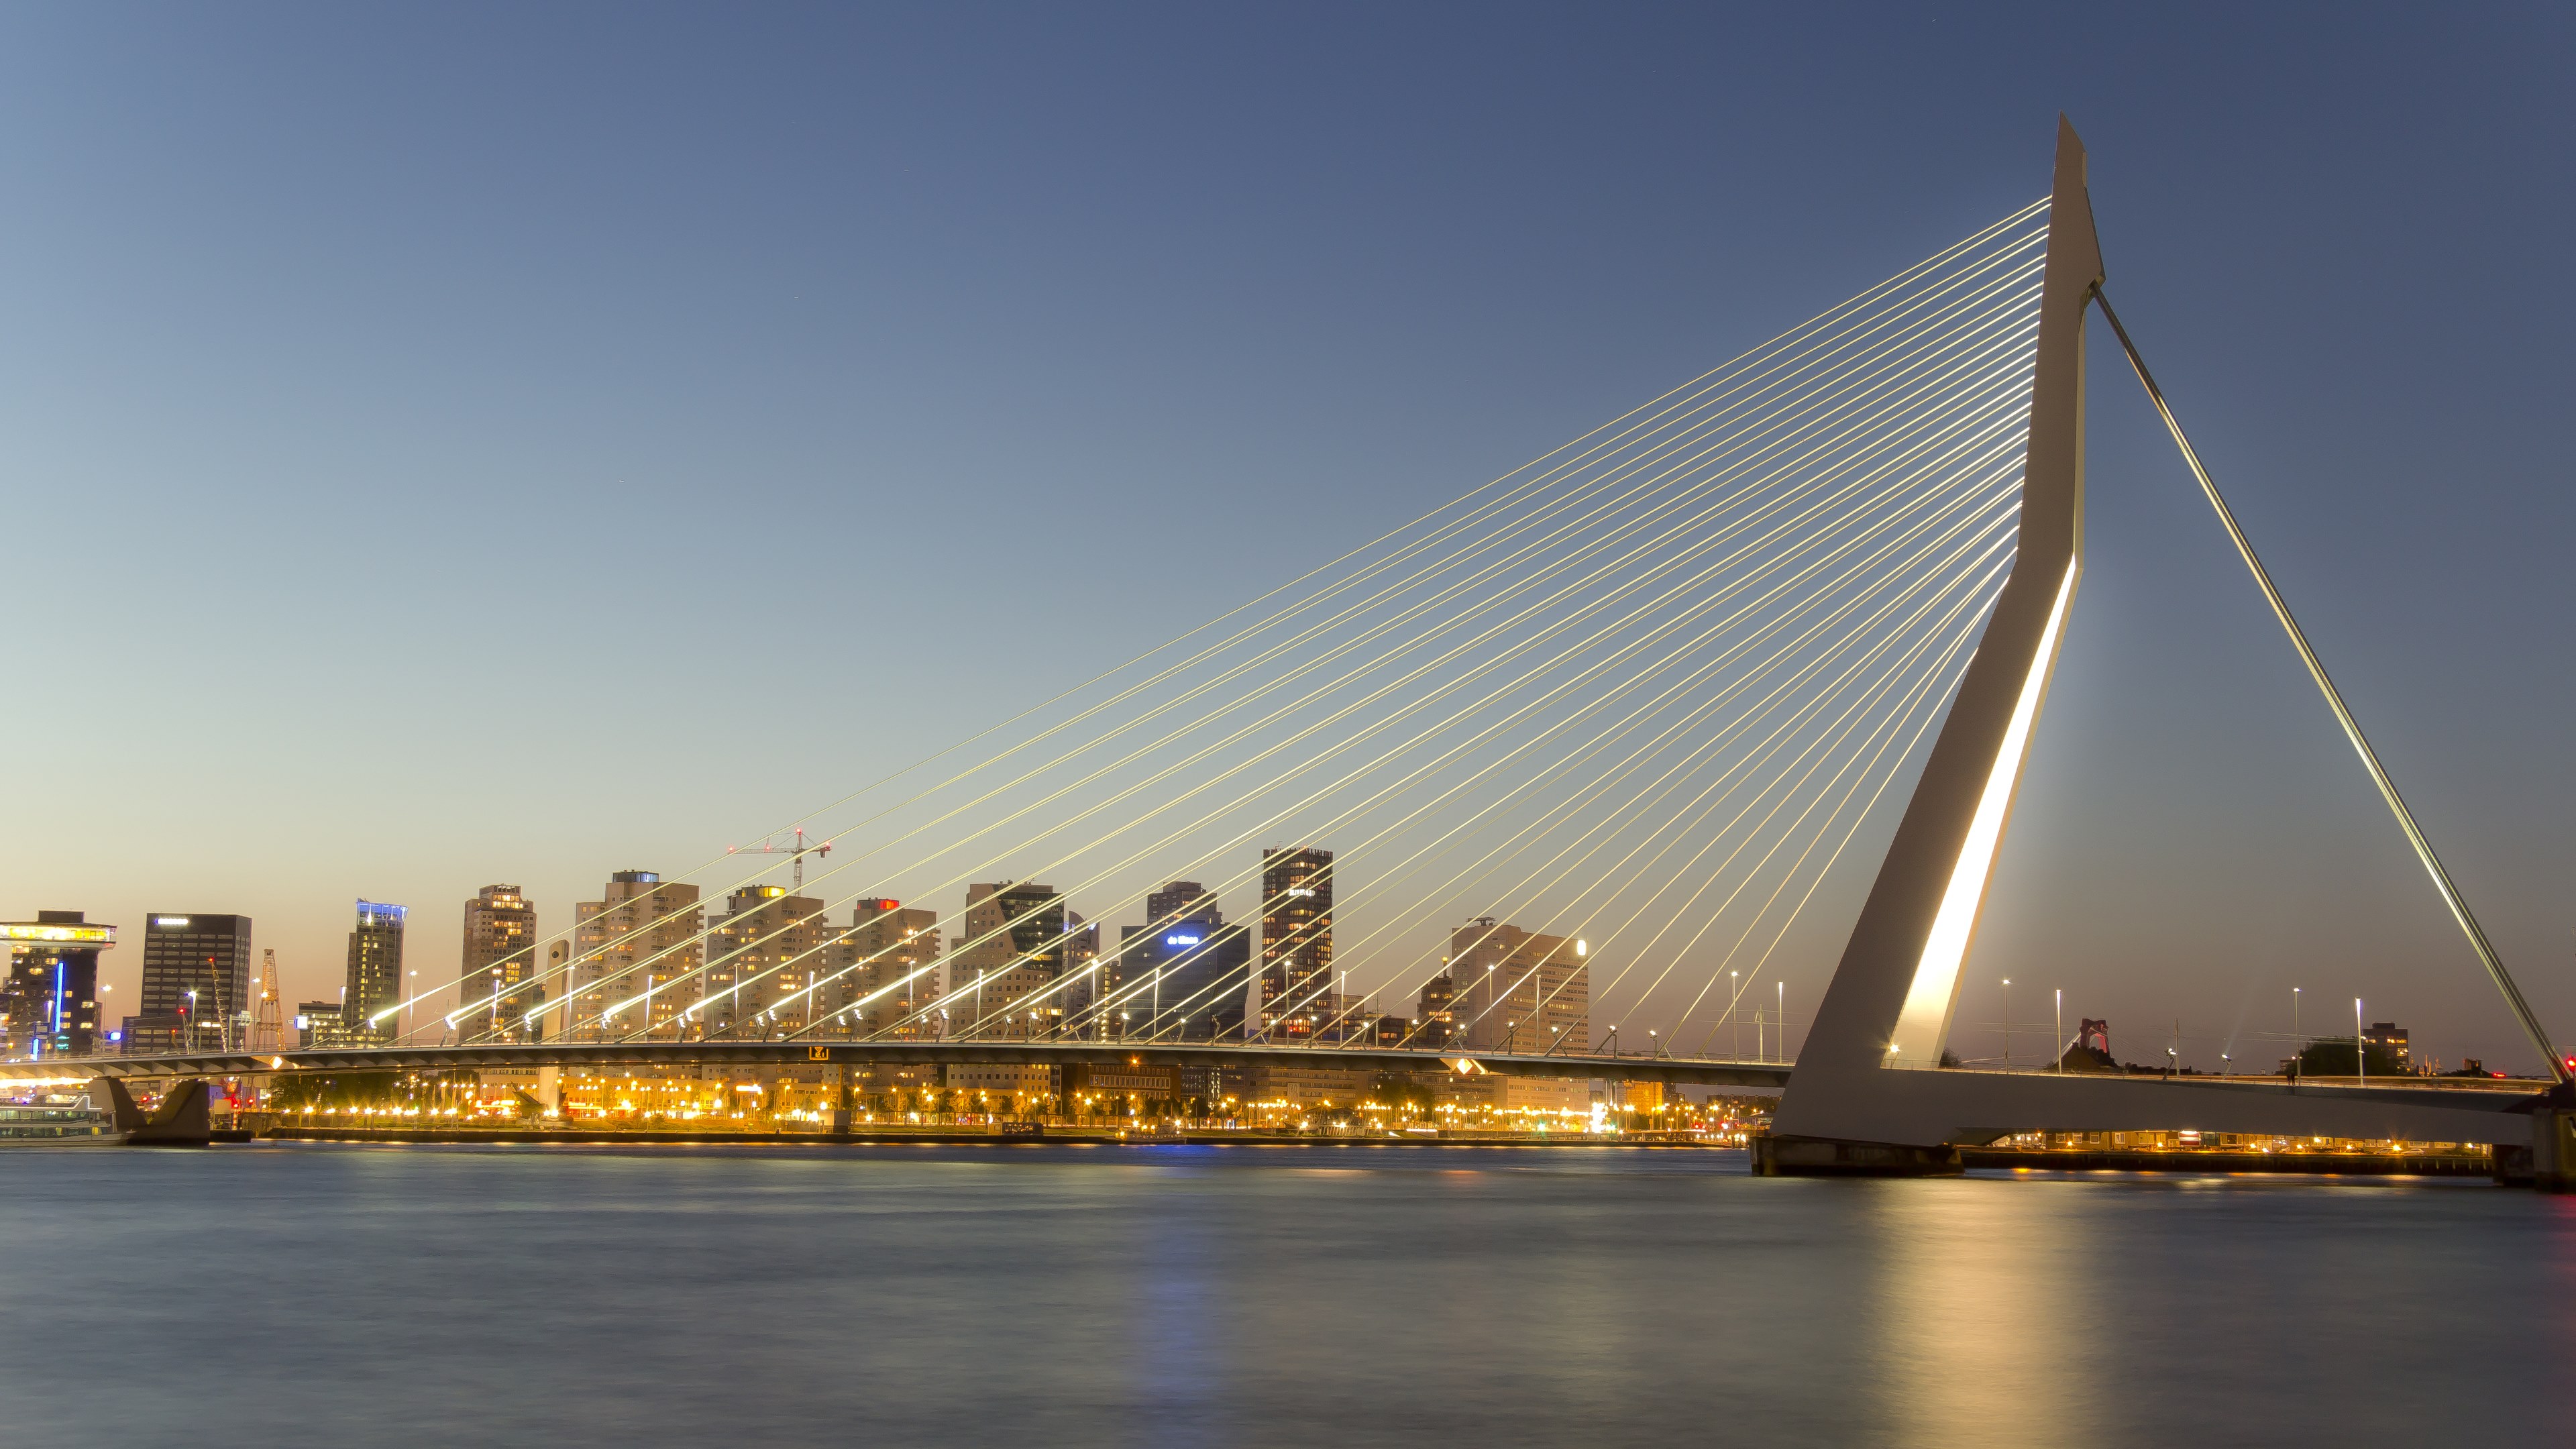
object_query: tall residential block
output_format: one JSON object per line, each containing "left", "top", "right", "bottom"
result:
{"left": 704, "top": 886, "right": 833, "bottom": 1036}
{"left": 949, "top": 881, "right": 1068, "bottom": 1039}
{"left": 1, "top": 912, "right": 114, "bottom": 1058}
{"left": 1448, "top": 918, "right": 1588, "bottom": 1055}
{"left": 830, "top": 899, "right": 941, "bottom": 1038}
{"left": 460, "top": 885, "right": 541, "bottom": 1043}
{"left": 1257, "top": 847, "right": 1333, "bottom": 1036}
{"left": 344, "top": 902, "right": 407, "bottom": 1044}
{"left": 572, "top": 870, "right": 702, "bottom": 1042}
{"left": 138, "top": 912, "right": 254, "bottom": 1053}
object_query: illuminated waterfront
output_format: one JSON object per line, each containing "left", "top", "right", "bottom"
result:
{"left": 2, "top": 1143, "right": 2566, "bottom": 1446}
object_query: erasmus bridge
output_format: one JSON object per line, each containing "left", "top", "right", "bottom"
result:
{"left": 16, "top": 121, "right": 2573, "bottom": 1176}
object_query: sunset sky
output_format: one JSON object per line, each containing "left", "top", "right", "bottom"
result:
{"left": 3, "top": 5, "right": 2570, "bottom": 1070}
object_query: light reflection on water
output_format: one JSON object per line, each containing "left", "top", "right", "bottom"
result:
{"left": 1, "top": 1143, "right": 2565, "bottom": 1447}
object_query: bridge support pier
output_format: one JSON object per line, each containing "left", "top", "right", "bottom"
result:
{"left": 2532, "top": 1109, "right": 2576, "bottom": 1193}
{"left": 1750, "top": 1134, "right": 1961, "bottom": 1177}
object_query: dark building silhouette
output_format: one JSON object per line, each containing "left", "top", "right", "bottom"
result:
{"left": 138, "top": 912, "right": 253, "bottom": 1053}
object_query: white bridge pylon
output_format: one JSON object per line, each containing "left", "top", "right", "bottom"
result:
{"left": 1764, "top": 117, "right": 2565, "bottom": 1171}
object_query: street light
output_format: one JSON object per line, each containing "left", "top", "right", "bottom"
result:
{"left": 2002, "top": 979, "right": 2012, "bottom": 1068}
{"left": 2292, "top": 987, "right": 2303, "bottom": 1085}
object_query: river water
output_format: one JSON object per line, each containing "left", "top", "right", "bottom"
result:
{"left": 3, "top": 1142, "right": 2567, "bottom": 1446}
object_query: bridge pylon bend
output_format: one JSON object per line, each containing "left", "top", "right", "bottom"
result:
{"left": 1758, "top": 116, "right": 2100, "bottom": 1172}
{"left": 1760, "top": 119, "right": 2562, "bottom": 1175}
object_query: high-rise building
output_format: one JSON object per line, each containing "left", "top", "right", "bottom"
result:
{"left": 138, "top": 912, "right": 254, "bottom": 1053}
{"left": 1, "top": 912, "right": 114, "bottom": 1058}
{"left": 2362, "top": 1021, "right": 2412, "bottom": 1072}
{"left": 1448, "top": 918, "right": 1587, "bottom": 1054}
{"left": 949, "top": 881, "right": 1068, "bottom": 1039}
{"left": 1257, "top": 847, "right": 1333, "bottom": 1036}
{"left": 343, "top": 902, "right": 407, "bottom": 1044}
{"left": 572, "top": 871, "right": 702, "bottom": 1041}
{"left": 703, "top": 886, "right": 833, "bottom": 1036}
{"left": 1144, "top": 881, "right": 1215, "bottom": 931}
{"left": 296, "top": 998, "right": 354, "bottom": 1050}
{"left": 827, "top": 899, "right": 942, "bottom": 1038}
{"left": 459, "top": 885, "right": 541, "bottom": 1043}
{"left": 1117, "top": 914, "right": 1252, "bottom": 1040}
{"left": 1413, "top": 967, "right": 1458, "bottom": 1049}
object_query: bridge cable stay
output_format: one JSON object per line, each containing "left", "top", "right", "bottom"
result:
{"left": 464, "top": 203, "right": 2040, "bottom": 1062}
{"left": 1414, "top": 539, "right": 2008, "bottom": 1056}
{"left": 1019, "top": 417, "right": 2009, "bottom": 1042}
{"left": 1301, "top": 553, "right": 2002, "bottom": 1055}
{"left": 2090, "top": 286, "right": 2571, "bottom": 1086}
{"left": 773, "top": 211, "right": 2040, "bottom": 1046}
{"left": 432, "top": 222, "right": 2050, "bottom": 1045}
{"left": 531, "top": 227, "right": 2051, "bottom": 1042}
{"left": 528, "top": 220, "right": 2050, "bottom": 1041}
{"left": 865, "top": 396, "right": 2029, "bottom": 1046}
{"left": 835, "top": 321, "right": 2040, "bottom": 1041}
{"left": 406, "top": 203, "right": 2051, "bottom": 1042}
{"left": 1244, "top": 535, "right": 2004, "bottom": 1049}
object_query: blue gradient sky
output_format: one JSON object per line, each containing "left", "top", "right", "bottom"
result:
{"left": 3, "top": 5, "right": 2569, "bottom": 1069}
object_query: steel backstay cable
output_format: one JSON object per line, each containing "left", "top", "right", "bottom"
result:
{"left": 2090, "top": 286, "right": 2569, "bottom": 1084}
{"left": 404, "top": 208, "right": 2051, "bottom": 1036}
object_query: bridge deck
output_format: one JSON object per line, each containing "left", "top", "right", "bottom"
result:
{"left": 0, "top": 1041, "right": 1794, "bottom": 1090}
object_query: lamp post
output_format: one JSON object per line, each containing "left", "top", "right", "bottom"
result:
{"left": 2355, "top": 998, "right": 2365, "bottom": 1086}
{"left": 2002, "top": 979, "right": 2012, "bottom": 1068}
{"left": 1777, "top": 981, "right": 1785, "bottom": 1063}
{"left": 2292, "top": 987, "right": 2302, "bottom": 1085}
{"left": 2054, "top": 988, "right": 2063, "bottom": 1073}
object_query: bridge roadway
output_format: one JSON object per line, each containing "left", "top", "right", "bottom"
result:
{"left": 6, "top": 1047, "right": 2548, "bottom": 1146}
{"left": 0, "top": 1040, "right": 1796, "bottom": 1090}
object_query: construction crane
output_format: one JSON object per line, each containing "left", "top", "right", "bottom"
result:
{"left": 728, "top": 826, "right": 833, "bottom": 891}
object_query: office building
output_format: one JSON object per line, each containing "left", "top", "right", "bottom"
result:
{"left": 572, "top": 871, "right": 702, "bottom": 1041}
{"left": 296, "top": 998, "right": 356, "bottom": 1050}
{"left": 1, "top": 912, "right": 114, "bottom": 1058}
{"left": 1144, "top": 881, "right": 1214, "bottom": 931}
{"left": 1448, "top": 918, "right": 1588, "bottom": 1054}
{"left": 344, "top": 901, "right": 407, "bottom": 1044}
{"left": 948, "top": 881, "right": 1068, "bottom": 1038}
{"left": 2362, "top": 1021, "right": 2412, "bottom": 1072}
{"left": 703, "top": 885, "right": 833, "bottom": 1036}
{"left": 1413, "top": 968, "right": 1459, "bottom": 1049}
{"left": 1117, "top": 912, "right": 1252, "bottom": 1040}
{"left": 460, "top": 885, "right": 541, "bottom": 1043}
{"left": 828, "top": 899, "right": 941, "bottom": 1038}
{"left": 138, "top": 912, "right": 254, "bottom": 1053}
{"left": 1256, "top": 847, "right": 1333, "bottom": 1036}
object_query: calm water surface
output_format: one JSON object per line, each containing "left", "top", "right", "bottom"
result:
{"left": 3, "top": 1142, "right": 2567, "bottom": 1446}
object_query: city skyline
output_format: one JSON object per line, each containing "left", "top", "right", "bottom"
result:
{"left": 4, "top": 9, "right": 2573, "bottom": 1071}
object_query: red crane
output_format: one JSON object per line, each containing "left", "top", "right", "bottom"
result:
{"left": 727, "top": 826, "right": 833, "bottom": 891}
